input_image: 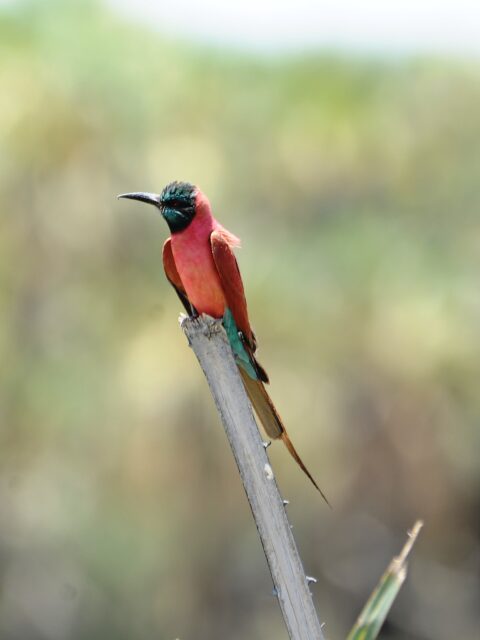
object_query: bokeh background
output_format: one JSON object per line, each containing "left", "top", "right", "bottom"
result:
{"left": 1, "top": 1, "right": 479, "bottom": 638}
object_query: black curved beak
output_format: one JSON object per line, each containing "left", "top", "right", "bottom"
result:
{"left": 117, "top": 192, "right": 161, "bottom": 207}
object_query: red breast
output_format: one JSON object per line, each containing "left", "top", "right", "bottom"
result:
{"left": 171, "top": 190, "right": 227, "bottom": 318}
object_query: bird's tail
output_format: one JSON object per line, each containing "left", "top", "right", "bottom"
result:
{"left": 238, "top": 368, "right": 330, "bottom": 505}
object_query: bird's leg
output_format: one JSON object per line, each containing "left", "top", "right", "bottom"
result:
{"left": 189, "top": 303, "right": 199, "bottom": 318}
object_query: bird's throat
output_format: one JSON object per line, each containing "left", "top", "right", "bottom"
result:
{"left": 163, "top": 207, "right": 194, "bottom": 233}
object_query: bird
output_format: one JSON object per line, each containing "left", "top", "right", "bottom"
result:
{"left": 119, "top": 181, "right": 328, "bottom": 503}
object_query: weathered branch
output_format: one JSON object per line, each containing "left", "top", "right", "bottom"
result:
{"left": 180, "top": 314, "right": 325, "bottom": 640}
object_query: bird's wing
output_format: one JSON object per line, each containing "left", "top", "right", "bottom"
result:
{"left": 210, "top": 232, "right": 326, "bottom": 500}
{"left": 162, "top": 238, "right": 196, "bottom": 315}
{"left": 210, "top": 229, "right": 255, "bottom": 348}
{"left": 210, "top": 229, "right": 269, "bottom": 382}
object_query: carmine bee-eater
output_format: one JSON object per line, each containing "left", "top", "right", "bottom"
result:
{"left": 119, "top": 181, "right": 327, "bottom": 502}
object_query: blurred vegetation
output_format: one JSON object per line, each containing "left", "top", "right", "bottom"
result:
{"left": 1, "top": 0, "right": 479, "bottom": 638}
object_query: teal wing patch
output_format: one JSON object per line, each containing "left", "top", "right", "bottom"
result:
{"left": 223, "top": 308, "right": 258, "bottom": 380}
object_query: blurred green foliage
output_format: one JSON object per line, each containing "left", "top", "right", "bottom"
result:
{"left": 1, "top": 1, "right": 479, "bottom": 639}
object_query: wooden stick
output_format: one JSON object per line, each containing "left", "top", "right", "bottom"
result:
{"left": 180, "top": 314, "right": 325, "bottom": 640}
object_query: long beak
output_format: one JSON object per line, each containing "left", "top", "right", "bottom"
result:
{"left": 117, "top": 192, "right": 161, "bottom": 206}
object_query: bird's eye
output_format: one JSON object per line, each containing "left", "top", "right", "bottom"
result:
{"left": 169, "top": 199, "right": 183, "bottom": 209}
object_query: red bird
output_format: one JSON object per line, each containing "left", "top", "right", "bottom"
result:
{"left": 119, "top": 181, "right": 327, "bottom": 502}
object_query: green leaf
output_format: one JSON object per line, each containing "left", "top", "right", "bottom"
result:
{"left": 346, "top": 521, "right": 423, "bottom": 640}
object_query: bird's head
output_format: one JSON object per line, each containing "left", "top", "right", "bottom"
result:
{"left": 118, "top": 181, "right": 202, "bottom": 233}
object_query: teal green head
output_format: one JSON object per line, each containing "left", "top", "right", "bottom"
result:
{"left": 118, "top": 181, "right": 197, "bottom": 233}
